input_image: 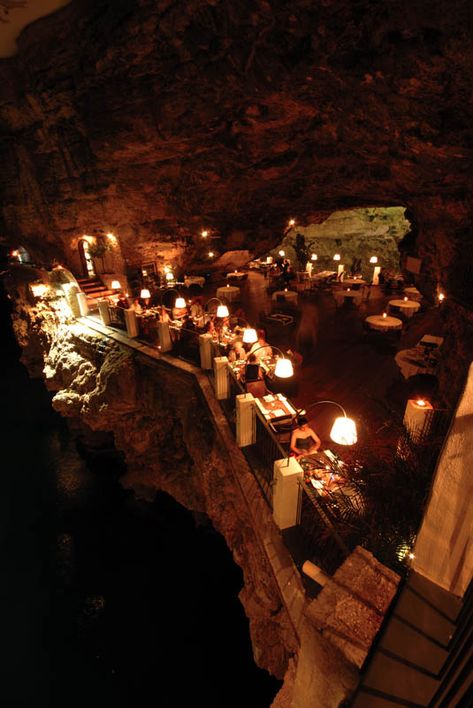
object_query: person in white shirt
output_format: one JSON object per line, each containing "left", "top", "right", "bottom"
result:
{"left": 249, "top": 329, "right": 272, "bottom": 360}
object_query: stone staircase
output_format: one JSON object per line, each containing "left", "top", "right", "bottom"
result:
{"left": 77, "top": 276, "right": 114, "bottom": 304}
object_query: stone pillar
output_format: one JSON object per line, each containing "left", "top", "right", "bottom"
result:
{"left": 403, "top": 399, "right": 434, "bottom": 442}
{"left": 98, "top": 300, "right": 111, "bottom": 326}
{"left": 236, "top": 393, "right": 256, "bottom": 446}
{"left": 338, "top": 264, "right": 345, "bottom": 277}
{"left": 76, "top": 292, "right": 89, "bottom": 317}
{"left": 199, "top": 333, "right": 213, "bottom": 369}
{"left": 158, "top": 321, "right": 172, "bottom": 352}
{"left": 372, "top": 265, "right": 381, "bottom": 285}
{"left": 124, "top": 309, "right": 139, "bottom": 338}
{"left": 214, "top": 356, "right": 229, "bottom": 400}
{"left": 272, "top": 457, "right": 303, "bottom": 529}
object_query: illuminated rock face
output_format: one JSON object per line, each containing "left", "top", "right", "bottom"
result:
{"left": 0, "top": 1, "right": 471, "bottom": 396}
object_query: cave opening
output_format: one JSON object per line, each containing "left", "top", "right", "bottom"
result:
{"left": 267, "top": 206, "right": 412, "bottom": 281}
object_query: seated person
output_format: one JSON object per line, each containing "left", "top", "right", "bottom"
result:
{"left": 116, "top": 294, "right": 130, "bottom": 309}
{"left": 190, "top": 297, "right": 204, "bottom": 325}
{"left": 290, "top": 416, "right": 321, "bottom": 459}
{"left": 159, "top": 305, "right": 170, "bottom": 322}
{"left": 130, "top": 297, "right": 143, "bottom": 314}
{"left": 249, "top": 329, "right": 272, "bottom": 360}
{"left": 203, "top": 319, "right": 216, "bottom": 336}
{"left": 228, "top": 340, "right": 247, "bottom": 362}
{"left": 238, "top": 353, "right": 263, "bottom": 383}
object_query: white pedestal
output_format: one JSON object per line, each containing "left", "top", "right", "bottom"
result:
{"left": 199, "top": 333, "right": 213, "bottom": 370}
{"left": 403, "top": 399, "right": 434, "bottom": 442}
{"left": 98, "top": 300, "right": 111, "bottom": 325}
{"left": 124, "top": 309, "right": 139, "bottom": 338}
{"left": 338, "top": 264, "right": 345, "bottom": 277}
{"left": 305, "top": 262, "right": 313, "bottom": 276}
{"left": 272, "top": 457, "right": 303, "bottom": 530}
{"left": 158, "top": 322, "right": 172, "bottom": 352}
{"left": 76, "top": 292, "right": 89, "bottom": 317}
{"left": 372, "top": 265, "right": 381, "bottom": 285}
{"left": 236, "top": 393, "right": 256, "bottom": 447}
{"left": 213, "top": 356, "right": 229, "bottom": 400}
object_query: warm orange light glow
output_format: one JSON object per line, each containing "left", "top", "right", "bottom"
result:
{"left": 288, "top": 219, "right": 296, "bottom": 227}
{"left": 201, "top": 230, "right": 208, "bottom": 238}
{"left": 416, "top": 399, "right": 426, "bottom": 407}
{"left": 140, "top": 289, "right": 151, "bottom": 299}
{"left": 369, "top": 256, "right": 378, "bottom": 264}
{"left": 438, "top": 292, "right": 445, "bottom": 302}
{"left": 278, "top": 250, "right": 285, "bottom": 257}
{"left": 208, "top": 251, "right": 214, "bottom": 258}
{"left": 311, "top": 253, "right": 317, "bottom": 261}
{"left": 111, "top": 280, "right": 121, "bottom": 290}
{"left": 165, "top": 272, "right": 174, "bottom": 281}
{"left": 30, "top": 283, "right": 49, "bottom": 298}
{"left": 333, "top": 254, "right": 341, "bottom": 261}
{"left": 382, "top": 312, "right": 387, "bottom": 318}
{"left": 404, "top": 296, "right": 408, "bottom": 301}
{"left": 107, "top": 232, "right": 117, "bottom": 243}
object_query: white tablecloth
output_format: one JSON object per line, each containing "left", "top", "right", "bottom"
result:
{"left": 226, "top": 271, "right": 247, "bottom": 281}
{"left": 404, "top": 287, "right": 422, "bottom": 301}
{"left": 217, "top": 285, "right": 240, "bottom": 302}
{"left": 395, "top": 349, "right": 436, "bottom": 379}
{"left": 184, "top": 275, "right": 206, "bottom": 288}
{"left": 341, "top": 278, "right": 366, "bottom": 289}
{"left": 388, "top": 299, "right": 421, "bottom": 318}
{"left": 334, "top": 290, "right": 362, "bottom": 306}
{"left": 365, "top": 315, "right": 403, "bottom": 331}
{"left": 271, "top": 290, "right": 298, "bottom": 304}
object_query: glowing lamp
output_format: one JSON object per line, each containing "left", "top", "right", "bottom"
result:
{"left": 226, "top": 283, "right": 230, "bottom": 287}
{"left": 438, "top": 292, "right": 445, "bottom": 302}
{"left": 347, "top": 288, "right": 351, "bottom": 292}
{"left": 288, "top": 219, "right": 296, "bottom": 226}
{"left": 278, "top": 250, "right": 285, "bottom": 257}
{"left": 284, "top": 287, "right": 288, "bottom": 292}
{"left": 111, "top": 280, "right": 121, "bottom": 290}
{"left": 175, "top": 297, "right": 186, "bottom": 309}
{"left": 274, "top": 357, "right": 293, "bottom": 378}
{"left": 311, "top": 254, "right": 318, "bottom": 261}
{"left": 333, "top": 254, "right": 341, "bottom": 261}
{"left": 208, "top": 251, "right": 214, "bottom": 258}
{"left": 201, "top": 230, "right": 208, "bottom": 238}
{"left": 216, "top": 304, "right": 229, "bottom": 318}
{"left": 416, "top": 399, "right": 427, "bottom": 407}
{"left": 242, "top": 328, "right": 258, "bottom": 344}
{"left": 330, "top": 417, "right": 357, "bottom": 446}
{"left": 404, "top": 296, "right": 408, "bottom": 301}
{"left": 382, "top": 312, "right": 387, "bottom": 318}
{"left": 165, "top": 272, "right": 174, "bottom": 281}
{"left": 369, "top": 256, "right": 378, "bottom": 264}
{"left": 140, "top": 289, "right": 151, "bottom": 299}
{"left": 10, "top": 249, "right": 20, "bottom": 258}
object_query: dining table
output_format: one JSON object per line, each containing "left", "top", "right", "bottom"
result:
{"left": 254, "top": 393, "right": 298, "bottom": 422}
{"left": 341, "top": 278, "right": 366, "bottom": 289}
{"left": 226, "top": 271, "right": 247, "bottom": 281}
{"left": 365, "top": 314, "right": 403, "bottom": 331}
{"left": 334, "top": 290, "right": 362, "bottom": 306}
{"left": 404, "top": 287, "right": 422, "bottom": 301}
{"left": 388, "top": 299, "right": 421, "bottom": 318}
{"left": 271, "top": 289, "right": 298, "bottom": 305}
{"left": 216, "top": 284, "right": 240, "bottom": 302}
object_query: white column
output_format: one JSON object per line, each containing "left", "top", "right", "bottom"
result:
{"left": 213, "top": 356, "right": 229, "bottom": 400}
{"left": 272, "top": 457, "right": 303, "bottom": 530}
{"left": 236, "top": 393, "right": 256, "bottom": 446}
{"left": 98, "top": 300, "right": 111, "bottom": 325}
{"left": 76, "top": 292, "right": 89, "bottom": 317}
{"left": 199, "top": 333, "right": 213, "bottom": 369}
{"left": 158, "top": 321, "right": 172, "bottom": 352}
{"left": 372, "top": 265, "right": 381, "bottom": 285}
{"left": 338, "top": 264, "right": 345, "bottom": 277}
{"left": 124, "top": 309, "right": 139, "bottom": 338}
{"left": 403, "top": 399, "right": 434, "bottom": 443}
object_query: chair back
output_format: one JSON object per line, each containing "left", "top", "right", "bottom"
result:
{"left": 246, "top": 380, "right": 268, "bottom": 397}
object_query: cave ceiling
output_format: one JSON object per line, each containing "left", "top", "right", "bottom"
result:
{"left": 0, "top": 0, "right": 471, "bottom": 268}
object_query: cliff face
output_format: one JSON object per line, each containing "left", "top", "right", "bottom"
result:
{"left": 0, "top": 1, "right": 471, "bottom": 393}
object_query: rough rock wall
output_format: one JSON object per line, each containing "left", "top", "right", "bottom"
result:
{"left": 11, "top": 294, "right": 298, "bottom": 679}
{"left": 1, "top": 0, "right": 472, "bottom": 393}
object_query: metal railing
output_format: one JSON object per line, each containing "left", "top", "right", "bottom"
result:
{"left": 243, "top": 408, "right": 287, "bottom": 506}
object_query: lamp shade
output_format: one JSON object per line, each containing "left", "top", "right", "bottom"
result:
{"left": 242, "top": 327, "right": 258, "bottom": 344}
{"left": 216, "top": 304, "right": 229, "bottom": 318}
{"left": 330, "top": 416, "right": 357, "bottom": 445}
{"left": 111, "top": 280, "right": 121, "bottom": 289}
{"left": 274, "top": 357, "right": 293, "bottom": 378}
{"left": 369, "top": 256, "right": 378, "bottom": 264}
{"left": 278, "top": 250, "right": 285, "bottom": 257}
{"left": 165, "top": 272, "right": 174, "bottom": 281}
{"left": 333, "top": 254, "right": 341, "bottom": 261}
{"left": 140, "top": 288, "right": 151, "bottom": 299}
{"left": 311, "top": 253, "right": 318, "bottom": 261}
{"left": 175, "top": 297, "right": 186, "bottom": 309}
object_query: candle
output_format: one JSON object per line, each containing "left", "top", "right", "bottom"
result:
{"left": 382, "top": 312, "right": 387, "bottom": 318}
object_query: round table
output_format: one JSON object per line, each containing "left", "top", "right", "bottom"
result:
{"left": 216, "top": 285, "right": 240, "bottom": 302}
{"left": 226, "top": 271, "right": 247, "bottom": 281}
{"left": 404, "top": 287, "right": 422, "bottom": 301}
{"left": 341, "top": 278, "right": 366, "bottom": 289}
{"left": 184, "top": 275, "right": 206, "bottom": 288}
{"left": 388, "top": 299, "right": 421, "bottom": 318}
{"left": 271, "top": 289, "right": 298, "bottom": 305}
{"left": 365, "top": 315, "right": 403, "bottom": 331}
{"left": 334, "top": 290, "right": 362, "bottom": 306}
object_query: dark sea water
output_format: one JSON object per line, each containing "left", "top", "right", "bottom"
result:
{"left": 0, "top": 286, "right": 281, "bottom": 707}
